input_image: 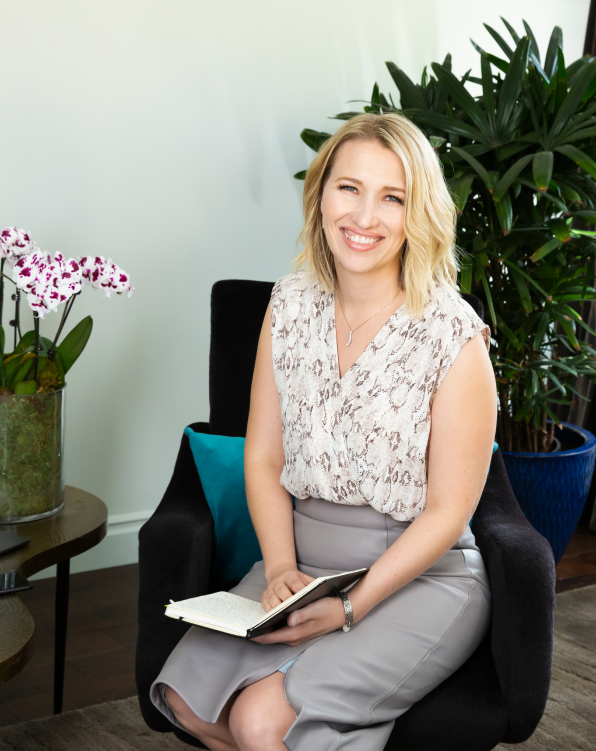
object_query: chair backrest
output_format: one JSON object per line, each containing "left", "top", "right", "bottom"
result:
{"left": 208, "top": 278, "right": 484, "bottom": 436}
{"left": 209, "top": 279, "right": 274, "bottom": 436}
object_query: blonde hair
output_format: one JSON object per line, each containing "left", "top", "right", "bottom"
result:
{"left": 292, "top": 112, "right": 458, "bottom": 315}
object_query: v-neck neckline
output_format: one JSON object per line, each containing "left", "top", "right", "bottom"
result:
{"left": 328, "top": 289, "right": 407, "bottom": 383}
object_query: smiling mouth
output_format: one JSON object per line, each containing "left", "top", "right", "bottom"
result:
{"left": 342, "top": 228, "right": 383, "bottom": 246}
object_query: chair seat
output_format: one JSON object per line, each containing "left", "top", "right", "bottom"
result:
{"left": 388, "top": 633, "right": 508, "bottom": 751}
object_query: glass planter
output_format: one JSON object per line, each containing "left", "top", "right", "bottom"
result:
{"left": 0, "top": 386, "right": 65, "bottom": 523}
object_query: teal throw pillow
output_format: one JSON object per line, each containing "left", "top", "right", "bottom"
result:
{"left": 184, "top": 428, "right": 262, "bottom": 582}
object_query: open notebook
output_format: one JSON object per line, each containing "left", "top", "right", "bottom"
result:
{"left": 165, "top": 568, "right": 367, "bottom": 639}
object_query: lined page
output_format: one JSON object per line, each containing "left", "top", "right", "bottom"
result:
{"left": 170, "top": 591, "right": 267, "bottom": 631}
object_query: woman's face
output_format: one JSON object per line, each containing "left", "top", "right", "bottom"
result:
{"left": 320, "top": 138, "right": 406, "bottom": 280}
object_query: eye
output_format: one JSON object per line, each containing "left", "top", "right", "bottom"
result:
{"left": 385, "top": 195, "right": 404, "bottom": 205}
{"left": 339, "top": 184, "right": 358, "bottom": 193}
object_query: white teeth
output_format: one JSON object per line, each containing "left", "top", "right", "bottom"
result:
{"left": 343, "top": 229, "right": 380, "bottom": 245}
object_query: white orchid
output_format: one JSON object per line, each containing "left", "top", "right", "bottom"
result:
{"left": 12, "top": 251, "right": 83, "bottom": 319}
{"left": 79, "top": 255, "right": 133, "bottom": 297}
{"left": 1, "top": 227, "right": 133, "bottom": 393}
{"left": 0, "top": 227, "right": 35, "bottom": 263}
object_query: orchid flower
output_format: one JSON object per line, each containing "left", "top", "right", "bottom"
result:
{"left": 79, "top": 255, "right": 133, "bottom": 297}
{"left": 0, "top": 227, "right": 36, "bottom": 264}
{"left": 12, "top": 250, "right": 82, "bottom": 319}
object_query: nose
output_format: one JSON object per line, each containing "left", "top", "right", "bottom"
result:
{"left": 351, "top": 193, "right": 379, "bottom": 230}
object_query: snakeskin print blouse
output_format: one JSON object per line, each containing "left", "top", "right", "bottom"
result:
{"left": 270, "top": 270, "right": 490, "bottom": 521}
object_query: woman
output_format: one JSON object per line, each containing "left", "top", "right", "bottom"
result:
{"left": 150, "top": 112, "right": 496, "bottom": 751}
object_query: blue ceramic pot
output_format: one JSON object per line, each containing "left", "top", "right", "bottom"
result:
{"left": 501, "top": 422, "right": 596, "bottom": 564}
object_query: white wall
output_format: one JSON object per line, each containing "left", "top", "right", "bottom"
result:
{"left": 0, "top": 0, "right": 589, "bottom": 577}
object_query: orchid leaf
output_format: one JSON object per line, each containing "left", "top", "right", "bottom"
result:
{"left": 0, "top": 334, "right": 5, "bottom": 388}
{"left": 56, "top": 316, "right": 93, "bottom": 374}
{"left": 13, "top": 356, "right": 47, "bottom": 389}
{"left": 15, "top": 331, "right": 35, "bottom": 355}
{"left": 4, "top": 354, "right": 25, "bottom": 391}
{"left": 14, "top": 380, "right": 37, "bottom": 395}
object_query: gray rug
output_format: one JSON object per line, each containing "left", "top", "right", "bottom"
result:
{"left": 496, "top": 584, "right": 596, "bottom": 751}
{"left": 0, "top": 586, "right": 594, "bottom": 751}
{"left": 0, "top": 697, "right": 186, "bottom": 750}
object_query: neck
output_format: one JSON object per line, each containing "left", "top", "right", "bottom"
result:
{"left": 333, "top": 263, "right": 402, "bottom": 317}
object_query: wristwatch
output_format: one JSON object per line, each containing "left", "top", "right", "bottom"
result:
{"left": 337, "top": 590, "right": 354, "bottom": 632}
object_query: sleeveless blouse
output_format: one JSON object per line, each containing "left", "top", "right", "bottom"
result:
{"left": 270, "top": 270, "right": 490, "bottom": 521}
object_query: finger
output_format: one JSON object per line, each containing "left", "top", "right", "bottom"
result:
{"left": 262, "top": 591, "right": 283, "bottom": 612}
{"left": 287, "top": 597, "right": 340, "bottom": 626}
{"left": 285, "top": 573, "right": 310, "bottom": 594}
{"left": 299, "top": 572, "right": 315, "bottom": 585}
{"left": 273, "top": 582, "right": 294, "bottom": 602}
{"left": 253, "top": 624, "right": 310, "bottom": 645}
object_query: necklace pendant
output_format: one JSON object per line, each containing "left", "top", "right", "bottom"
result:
{"left": 346, "top": 330, "right": 353, "bottom": 346}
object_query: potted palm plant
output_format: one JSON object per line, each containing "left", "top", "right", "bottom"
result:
{"left": 0, "top": 228, "right": 132, "bottom": 522}
{"left": 296, "top": 19, "right": 596, "bottom": 563}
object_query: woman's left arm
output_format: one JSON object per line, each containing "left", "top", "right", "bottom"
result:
{"left": 253, "top": 332, "right": 497, "bottom": 645}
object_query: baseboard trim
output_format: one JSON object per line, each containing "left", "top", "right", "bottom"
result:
{"left": 29, "top": 508, "right": 153, "bottom": 581}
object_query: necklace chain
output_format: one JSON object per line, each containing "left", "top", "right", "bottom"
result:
{"left": 335, "top": 288, "right": 401, "bottom": 346}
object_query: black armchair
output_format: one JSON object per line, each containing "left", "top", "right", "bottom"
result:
{"left": 136, "top": 280, "right": 556, "bottom": 751}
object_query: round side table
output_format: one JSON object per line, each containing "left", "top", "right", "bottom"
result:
{"left": 0, "top": 486, "right": 107, "bottom": 713}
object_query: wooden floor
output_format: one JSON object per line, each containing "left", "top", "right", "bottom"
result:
{"left": 0, "top": 564, "right": 138, "bottom": 727}
{"left": 555, "top": 525, "right": 596, "bottom": 592}
{"left": 0, "top": 526, "right": 595, "bottom": 727}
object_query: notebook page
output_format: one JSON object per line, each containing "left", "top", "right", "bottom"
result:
{"left": 172, "top": 591, "right": 267, "bottom": 631}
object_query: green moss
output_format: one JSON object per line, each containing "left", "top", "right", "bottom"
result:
{"left": 0, "top": 388, "right": 64, "bottom": 520}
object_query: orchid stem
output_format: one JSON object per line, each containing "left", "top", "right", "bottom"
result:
{"left": 33, "top": 311, "right": 40, "bottom": 380}
{"left": 0, "top": 259, "right": 4, "bottom": 330}
{"left": 49, "top": 293, "right": 78, "bottom": 356}
{"left": 13, "top": 289, "right": 21, "bottom": 350}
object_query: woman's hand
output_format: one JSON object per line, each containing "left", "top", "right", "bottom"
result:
{"left": 261, "top": 568, "right": 315, "bottom": 612}
{"left": 252, "top": 596, "right": 346, "bottom": 646}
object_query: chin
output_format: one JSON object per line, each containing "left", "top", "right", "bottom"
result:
{"left": 334, "top": 253, "right": 379, "bottom": 274}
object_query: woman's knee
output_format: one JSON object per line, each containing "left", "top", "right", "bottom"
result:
{"left": 164, "top": 687, "right": 216, "bottom": 741}
{"left": 229, "top": 681, "right": 294, "bottom": 751}
{"left": 229, "top": 710, "right": 284, "bottom": 751}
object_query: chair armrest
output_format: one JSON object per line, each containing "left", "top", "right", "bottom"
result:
{"left": 473, "top": 449, "right": 556, "bottom": 743}
{"left": 135, "top": 422, "right": 215, "bottom": 732}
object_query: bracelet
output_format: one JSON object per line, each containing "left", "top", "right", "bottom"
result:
{"left": 337, "top": 590, "right": 353, "bottom": 632}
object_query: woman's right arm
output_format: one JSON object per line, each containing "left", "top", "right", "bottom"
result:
{"left": 244, "top": 299, "right": 314, "bottom": 612}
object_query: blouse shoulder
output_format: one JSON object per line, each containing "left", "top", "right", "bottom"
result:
{"left": 426, "top": 286, "right": 491, "bottom": 351}
{"left": 426, "top": 286, "right": 491, "bottom": 394}
{"left": 270, "top": 270, "right": 316, "bottom": 324}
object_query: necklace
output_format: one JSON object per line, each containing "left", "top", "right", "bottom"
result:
{"left": 335, "top": 288, "right": 401, "bottom": 346}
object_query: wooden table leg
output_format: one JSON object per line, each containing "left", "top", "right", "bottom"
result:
{"left": 53, "top": 559, "right": 70, "bottom": 714}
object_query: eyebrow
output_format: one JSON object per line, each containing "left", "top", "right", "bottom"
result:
{"left": 334, "top": 176, "right": 405, "bottom": 193}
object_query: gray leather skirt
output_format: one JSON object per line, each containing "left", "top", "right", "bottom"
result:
{"left": 150, "top": 496, "right": 491, "bottom": 750}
